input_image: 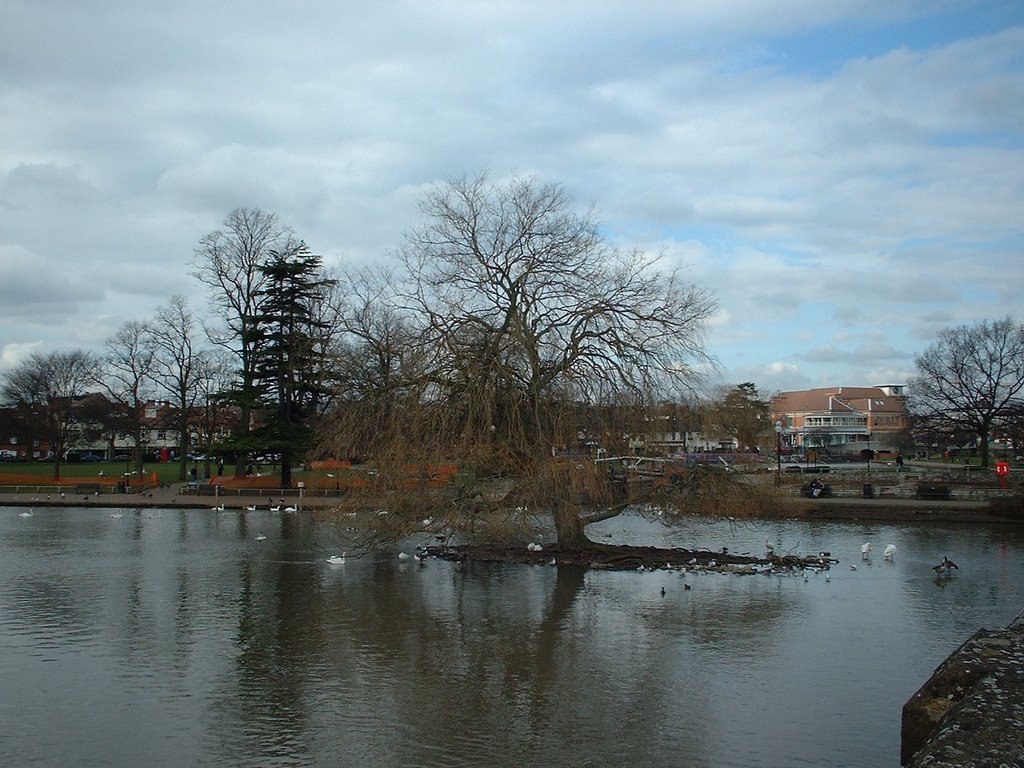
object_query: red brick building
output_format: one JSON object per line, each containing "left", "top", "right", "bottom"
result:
{"left": 770, "top": 385, "right": 908, "bottom": 456}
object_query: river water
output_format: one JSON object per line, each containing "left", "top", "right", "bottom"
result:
{"left": 1, "top": 505, "right": 1021, "bottom": 768}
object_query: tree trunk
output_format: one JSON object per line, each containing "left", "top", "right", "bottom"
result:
{"left": 552, "top": 505, "right": 590, "bottom": 551}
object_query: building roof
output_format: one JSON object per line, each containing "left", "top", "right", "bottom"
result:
{"left": 772, "top": 386, "right": 906, "bottom": 415}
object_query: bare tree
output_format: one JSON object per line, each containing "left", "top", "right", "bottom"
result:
{"left": 149, "top": 295, "right": 204, "bottom": 481}
{"left": 191, "top": 208, "right": 293, "bottom": 476}
{"left": 103, "top": 320, "right": 156, "bottom": 478}
{"left": 0, "top": 350, "right": 99, "bottom": 480}
{"left": 908, "top": 317, "right": 1024, "bottom": 467}
{"left": 321, "top": 264, "right": 431, "bottom": 461}
{"left": 191, "top": 349, "right": 238, "bottom": 479}
{"left": 329, "top": 173, "right": 717, "bottom": 550}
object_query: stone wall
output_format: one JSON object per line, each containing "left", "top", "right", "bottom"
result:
{"left": 901, "top": 610, "right": 1024, "bottom": 766}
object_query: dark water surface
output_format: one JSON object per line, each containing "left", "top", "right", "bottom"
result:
{"left": 1, "top": 506, "right": 1022, "bottom": 767}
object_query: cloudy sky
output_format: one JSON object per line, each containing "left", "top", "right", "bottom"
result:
{"left": 2, "top": 0, "right": 1021, "bottom": 395}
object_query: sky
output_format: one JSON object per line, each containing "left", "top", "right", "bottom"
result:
{"left": 1, "top": 0, "right": 1022, "bottom": 397}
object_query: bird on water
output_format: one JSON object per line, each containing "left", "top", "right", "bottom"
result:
{"left": 933, "top": 556, "right": 959, "bottom": 573}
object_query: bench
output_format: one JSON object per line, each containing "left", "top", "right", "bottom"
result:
{"left": 801, "top": 483, "right": 832, "bottom": 498}
{"left": 75, "top": 483, "right": 102, "bottom": 494}
{"left": 916, "top": 483, "right": 951, "bottom": 500}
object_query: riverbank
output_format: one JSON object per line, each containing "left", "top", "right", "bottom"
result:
{"left": 1, "top": 481, "right": 1020, "bottom": 526}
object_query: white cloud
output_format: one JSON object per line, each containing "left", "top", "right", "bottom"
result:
{"left": 0, "top": 0, "right": 1019, "bottom": 393}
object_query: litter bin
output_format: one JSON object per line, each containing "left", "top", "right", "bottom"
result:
{"left": 862, "top": 483, "right": 873, "bottom": 499}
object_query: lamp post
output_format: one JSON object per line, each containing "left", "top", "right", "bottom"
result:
{"left": 775, "top": 420, "right": 783, "bottom": 485}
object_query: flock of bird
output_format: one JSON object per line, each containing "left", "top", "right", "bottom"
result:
{"left": 208, "top": 501, "right": 298, "bottom": 513}
{"left": 12, "top": 506, "right": 962, "bottom": 580}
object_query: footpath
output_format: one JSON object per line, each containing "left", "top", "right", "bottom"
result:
{"left": 0, "top": 481, "right": 342, "bottom": 512}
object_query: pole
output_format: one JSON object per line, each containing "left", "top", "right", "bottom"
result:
{"left": 775, "top": 421, "right": 782, "bottom": 486}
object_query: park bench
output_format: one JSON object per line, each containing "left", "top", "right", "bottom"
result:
{"left": 801, "top": 483, "right": 832, "bottom": 498}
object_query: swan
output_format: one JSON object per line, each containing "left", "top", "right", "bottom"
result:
{"left": 283, "top": 505, "right": 297, "bottom": 513}
{"left": 326, "top": 554, "right": 346, "bottom": 565}
{"left": 398, "top": 552, "right": 411, "bottom": 561}
{"left": 255, "top": 533, "right": 266, "bottom": 541}
{"left": 211, "top": 504, "right": 225, "bottom": 512}
{"left": 269, "top": 505, "right": 280, "bottom": 512}
{"left": 245, "top": 505, "right": 257, "bottom": 512}
{"left": 18, "top": 511, "right": 32, "bottom": 518}
{"left": 861, "top": 542, "right": 872, "bottom": 559}
{"left": 883, "top": 544, "right": 896, "bottom": 560}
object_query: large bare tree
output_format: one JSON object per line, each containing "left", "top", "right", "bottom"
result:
{"left": 103, "top": 320, "right": 156, "bottom": 478}
{"left": 0, "top": 350, "right": 99, "bottom": 480}
{"left": 909, "top": 317, "right": 1024, "bottom": 467}
{"left": 191, "top": 208, "right": 293, "bottom": 476}
{"left": 330, "top": 173, "right": 718, "bottom": 550}
{"left": 149, "top": 295, "right": 204, "bottom": 481}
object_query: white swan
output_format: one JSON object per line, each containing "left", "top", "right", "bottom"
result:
{"left": 861, "top": 542, "right": 872, "bottom": 559}
{"left": 326, "top": 554, "right": 346, "bottom": 565}
{"left": 284, "top": 505, "right": 297, "bottom": 513}
{"left": 211, "top": 504, "right": 225, "bottom": 512}
{"left": 398, "top": 552, "right": 411, "bottom": 561}
{"left": 883, "top": 544, "right": 896, "bottom": 560}
{"left": 255, "top": 533, "right": 266, "bottom": 541}
{"left": 245, "top": 505, "right": 257, "bottom": 512}
{"left": 269, "top": 505, "right": 280, "bottom": 512}
{"left": 18, "top": 511, "right": 32, "bottom": 518}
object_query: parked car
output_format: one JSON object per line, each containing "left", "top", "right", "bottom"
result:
{"left": 80, "top": 454, "right": 104, "bottom": 462}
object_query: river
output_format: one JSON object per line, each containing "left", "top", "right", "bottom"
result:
{"left": 1, "top": 505, "right": 1021, "bottom": 767}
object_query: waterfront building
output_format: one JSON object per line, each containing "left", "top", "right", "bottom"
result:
{"left": 770, "top": 385, "right": 908, "bottom": 457}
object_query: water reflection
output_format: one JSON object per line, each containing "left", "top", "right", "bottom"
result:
{"left": 1, "top": 507, "right": 1021, "bottom": 767}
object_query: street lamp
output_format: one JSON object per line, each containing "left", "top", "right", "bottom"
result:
{"left": 775, "top": 420, "right": 783, "bottom": 485}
